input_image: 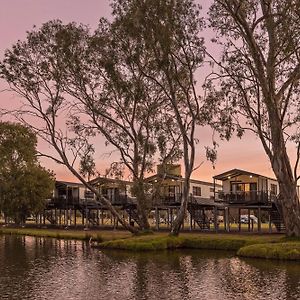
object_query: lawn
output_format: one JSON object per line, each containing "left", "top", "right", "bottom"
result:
{"left": 1, "top": 226, "right": 298, "bottom": 260}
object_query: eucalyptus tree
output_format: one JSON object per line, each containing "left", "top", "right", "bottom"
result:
{"left": 110, "top": 0, "right": 210, "bottom": 235}
{"left": 0, "top": 122, "right": 54, "bottom": 224}
{"left": 0, "top": 20, "right": 180, "bottom": 232}
{"left": 208, "top": 0, "right": 300, "bottom": 236}
{"left": 63, "top": 19, "right": 181, "bottom": 230}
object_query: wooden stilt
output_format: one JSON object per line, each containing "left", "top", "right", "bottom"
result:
{"left": 225, "top": 207, "right": 230, "bottom": 232}
{"left": 54, "top": 208, "right": 57, "bottom": 225}
{"left": 268, "top": 210, "right": 272, "bottom": 233}
{"left": 248, "top": 209, "right": 251, "bottom": 231}
{"left": 213, "top": 206, "right": 218, "bottom": 232}
{"left": 155, "top": 207, "right": 159, "bottom": 231}
{"left": 258, "top": 207, "right": 262, "bottom": 233}
{"left": 238, "top": 208, "right": 241, "bottom": 232}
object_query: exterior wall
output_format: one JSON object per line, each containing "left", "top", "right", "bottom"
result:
{"left": 221, "top": 175, "right": 259, "bottom": 194}
{"left": 79, "top": 187, "right": 87, "bottom": 199}
{"left": 219, "top": 174, "right": 279, "bottom": 194}
{"left": 267, "top": 178, "right": 279, "bottom": 195}
{"left": 190, "top": 182, "right": 214, "bottom": 199}
{"left": 157, "top": 164, "right": 181, "bottom": 177}
{"left": 158, "top": 179, "right": 220, "bottom": 200}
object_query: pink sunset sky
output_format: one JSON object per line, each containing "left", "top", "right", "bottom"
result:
{"left": 0, "top": 0, "right": 295, "bottom": 183}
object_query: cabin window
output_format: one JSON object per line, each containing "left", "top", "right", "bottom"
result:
{"left": 168, "top": 186, "right": 176, "bottom": 197}
{"left": 270, "top": 184, "right": 278, "bottom": 195}
{"left": 193, "top": 186, "right": 201, "bottom": 196}
{"left": 231, "top": 182, "right": 257, "bottom": 192}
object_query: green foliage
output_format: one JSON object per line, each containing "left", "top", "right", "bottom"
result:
{"left": 97, "top": 234, "right": 279, "bottom": 252}
{"left": 208, "top": 0, "right": 300, "bottom": 237}
{"left": 238, "top": 242, "right": 300, "bottom": 260}
{"left": 0, "top": 122, "right": 54, "bottom": 223}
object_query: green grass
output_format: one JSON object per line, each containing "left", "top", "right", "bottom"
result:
{"left": 0, "top": 227, "right": 131, "bottom": 242}
{"left": 237, "top": 242, "right": 300, "bottom": 260}
{"left": 2, "top": 226, "right": 299, "bottom": 260}
{"left": 97, "top": 234, "right": 281, "bottom": 252}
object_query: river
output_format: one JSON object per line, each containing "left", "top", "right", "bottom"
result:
{"left": 0, "top": 235, "right": 299, "bottom": 300}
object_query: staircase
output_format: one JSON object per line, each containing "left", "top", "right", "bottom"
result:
{"left": 125, "top": 206, "right": 139, "bottom": 225}
{"left": 77, "top": 204, "right": 99, "bottom": 226}
{"left": 270, "top": 203, "right": 286, "bottom": 232}
{"left": 44, "top": 210, "right": 57, "bottom": 225}
{"left": 188, "top": 203, "right": 210, "bottom": 230}
{"left": 87, "top": 211, "right": 99, "bottom": 226}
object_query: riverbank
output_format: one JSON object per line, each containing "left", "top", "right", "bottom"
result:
{"left": 1, "top": 226, "right": 299, "bottom": 260}
{"left": 0, "top": 226, "right": 130, "bottom": 242}
{"left": 97, "top": 234, "right": 300, "bottom": 260}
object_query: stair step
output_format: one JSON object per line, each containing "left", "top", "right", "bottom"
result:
{"left": 188, "top": 205, "right": 210, "bottom": 230}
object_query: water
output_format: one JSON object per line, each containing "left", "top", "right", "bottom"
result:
{"left": 0, "top": 235, "right": 299, "bottom": 300}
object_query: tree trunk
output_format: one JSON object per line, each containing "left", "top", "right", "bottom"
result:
{"left": 170, "top": 175, "right": 190, "bottom": 236}
{"left": 271, "top": 136, "right": 300, "bottom": 237}
{"left": 132, "top": 179, "right": 151, "bottom": 231}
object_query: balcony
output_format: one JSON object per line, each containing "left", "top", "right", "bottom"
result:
{"left": 217, "top": 191, "right": 275, "bottom": 205}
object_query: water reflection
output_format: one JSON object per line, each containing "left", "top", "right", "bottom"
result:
{"left": 0, "top": 235, "right": 299, "bottom": 300}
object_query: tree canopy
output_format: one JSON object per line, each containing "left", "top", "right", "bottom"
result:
{"left": 0, "top": 122, "right": 55, "bottom": 223}
{"left": 208, "top": 0, "right": 300, "bottom": 236}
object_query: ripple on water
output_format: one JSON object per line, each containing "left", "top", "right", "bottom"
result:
{"left": 0, "top": 236, "right": 299, "bottom": 300}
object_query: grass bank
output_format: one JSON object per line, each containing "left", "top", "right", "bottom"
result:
{"left": 96, "top": 233, "right": 300, "bottom": 260}
{"left": 97, "top": 233, "right": 281, "bottom": 252}
{"left": 2, "top": 226, "right": 299, "bottom": 260}
{"left": 237, "top": 241, "right": 300, "bottom": 260}
{"left": 0, "top": 226, "right": 130, "bottom": 242}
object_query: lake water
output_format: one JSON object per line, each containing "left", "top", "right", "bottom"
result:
{"left": 0, "top": 235, "right": 299, "bottom": 300}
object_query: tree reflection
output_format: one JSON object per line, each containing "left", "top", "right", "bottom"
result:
{"left": 0, "top": 236, "right": 299, "bottom": 300}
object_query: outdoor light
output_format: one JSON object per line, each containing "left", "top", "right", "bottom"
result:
{"left": 250, "top": 175, "right": 253, "bottom": 178}
{"left": 228, "top": 176, "right": 231, "bottom": 179}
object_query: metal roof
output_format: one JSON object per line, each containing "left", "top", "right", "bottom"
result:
{"left": 55, "top": 181, "right": 85, "bottom": 188}
{"left": 88, "top": 176, "right": 132, "bottom": 186}
{"left": 213, "top": 168, "right": 276, "bottom": 181}
{"left": 146, "top": 174, "right": 222, "bottom": 187}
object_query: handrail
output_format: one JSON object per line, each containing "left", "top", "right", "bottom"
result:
{"left": 216, "top": 190, "right": 276, "bottom": 204}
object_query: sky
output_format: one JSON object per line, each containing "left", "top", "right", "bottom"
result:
{"left": 0, "top": 0, "right": 287, "bottom": 183}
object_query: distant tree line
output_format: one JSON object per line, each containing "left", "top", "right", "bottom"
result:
{"left": 0, "top": 122, "right": 54, "bottom": 224}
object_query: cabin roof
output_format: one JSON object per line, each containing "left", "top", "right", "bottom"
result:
{"left": 146, "top": 174, "right": 222, "bottom": 187}
{"left": 89, "top": 176, "right": 132, "bottom": 186}
{"left": 213, "top": 168, "right": 277, "bottom": 182}
{"left": 55, "top": 181, "right": 85, "bottom": 188}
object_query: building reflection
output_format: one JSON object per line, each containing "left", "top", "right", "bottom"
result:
{"left": 0, "top": 236, "right": 299, "bottom": 300}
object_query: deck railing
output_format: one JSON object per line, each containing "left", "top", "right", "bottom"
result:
{"left": 216, "top": 191, "right": 276, "bottom": 205}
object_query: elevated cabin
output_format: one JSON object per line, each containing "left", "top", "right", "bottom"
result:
{"left": 213, "top": 169, "right": 279, "bottom": 205}
{"left": 51, "top": 181, "right": 95, "bottom": 208}
{"left": 89, "top": 177, "right": 134, "bottom": 206}
{"left": 146, "top": 164, "right": 222, "bottom": 206}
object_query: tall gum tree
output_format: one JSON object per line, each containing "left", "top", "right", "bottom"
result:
{"left": 0, "top": 20, "right": 180, "bottom": 232}
{"left": 0, "top": 22, "right": 138, "bottom": 233}
{"left": 110, "top": 0, "right": 212, "bottom": 235}
{"left": 208, "top": 0, "right": 300, "bottom": 236}
{"left": 63, "top": 19, "right": 182, "bottom": 230}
